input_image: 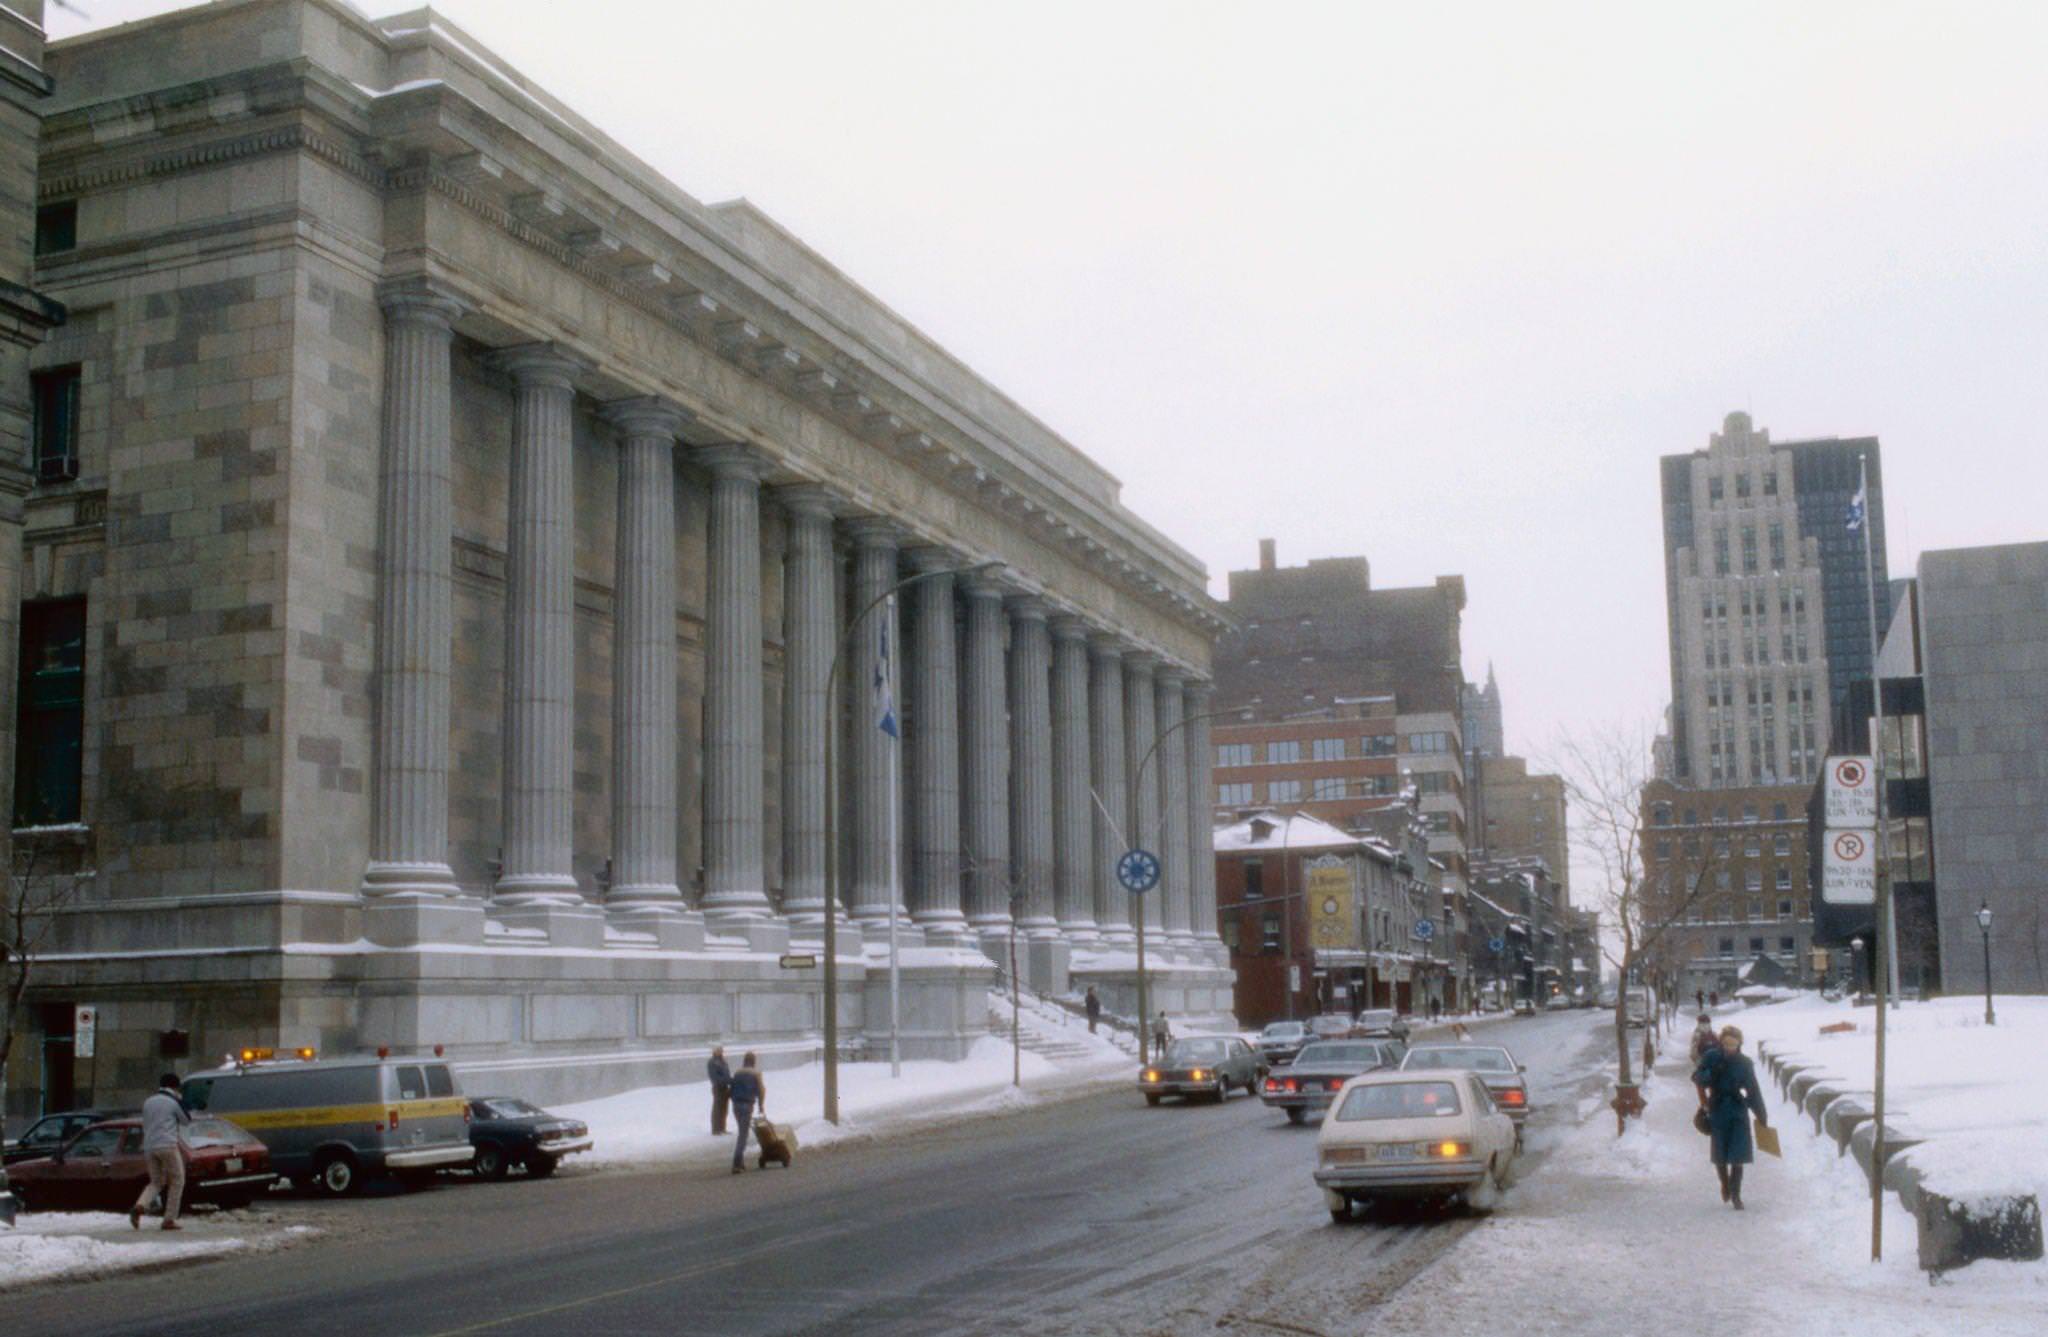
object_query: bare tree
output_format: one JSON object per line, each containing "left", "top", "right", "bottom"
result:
{"left": 1, "top": 828, "right": 95, "bottom": 1081}
{"left": 1550, "top": 723, "right": 1714, "bottom": 1106}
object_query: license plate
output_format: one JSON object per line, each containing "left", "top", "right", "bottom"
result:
{"left": 224, "top": 1157, "right": 242, "bottom": 1173}
{"left": 1376, "top": 1144, "right": 1418, "bottom": 1161}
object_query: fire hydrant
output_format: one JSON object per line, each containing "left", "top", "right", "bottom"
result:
{"left": 1611, "top": 1081, "right": 1647, "bottom": 1134}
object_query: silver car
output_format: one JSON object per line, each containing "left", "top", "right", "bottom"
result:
{"left": 1139, "top": 1036, "right": 1266, "bottom": 1105}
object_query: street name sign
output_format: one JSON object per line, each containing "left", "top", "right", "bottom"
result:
{"left": 1822, "top": 829, "right": 1876, "bottom": 905}
{"left": 778, "top": 953, "right": 818, "bottom": 970}
{"left": 1824, "top": 755, "right": 1877, "bottom": 827}
{"left": 1117, "top": 848, "right": 1161, "bottom": 894}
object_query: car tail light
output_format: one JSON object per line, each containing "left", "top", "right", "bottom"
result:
{"left": 389, "top": 1109, "right": 399, "bottom": 1131}
{"left": 1326, "top": 1079, "right": 1346, "bottom": 1091}
{"left": 463, "top": 1104, "right": 473, "bottom": 1125}
{"left": 1285, "top": 1079, "right": 1298, "bottom": 1093}
{"left": 1424, "top": 1141, "right": 1472, "bottom": 1158}
{"left": 1265, "top": 1079, "right": 1280, "bottom": 1092}
{"left": 1498, "top": 1089, "right": 1526, "bottom": 1107}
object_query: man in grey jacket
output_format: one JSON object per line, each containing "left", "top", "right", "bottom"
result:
{"left": 130, "top": 1072, "right": 190, "bottom": 1230}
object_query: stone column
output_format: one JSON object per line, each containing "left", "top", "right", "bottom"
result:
{"left": 1009, "top": 598, "right": 1064, "bottom": 990}
{"left": 1089, "top": 636, "right": 1131, "bottom": 945}
{"left": 777, "top": 485, "right": 838, "bottom": 933}
{"left": 1185, "top": 679, "right": 1222, "bottom": 957}
{"left": 1155, "top": 668, "right": 1194, "bottom": 953}
{"left": 906, "top": 547, "right": 967, "bottom": 944}
{"left": 961, "top": 572, "right": 1012, "bottom": 954}
{"left": 698, "top": 444, "right": 773, "bottom": 927}
{"left": 845, "top": 519, "right": 905, "bottom": 933}
{"left": 1050, "top": 616, "right": 1097, "bottom": 945}
{"left": 601, "top": 397, "right": 696, "bottom": 948}
{"left": 362, "top": 281, "right": 475, "bottom": 945}
{"left": 489, "top": 345, "right": 596, "bottom": 944}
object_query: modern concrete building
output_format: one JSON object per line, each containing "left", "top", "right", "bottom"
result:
{"left": 4, "top": 0, "right": 1233, "bottom": 1123}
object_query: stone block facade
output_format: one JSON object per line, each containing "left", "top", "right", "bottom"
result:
{"left": 4, "top": 0, "right": 1233, "bottom": 1125}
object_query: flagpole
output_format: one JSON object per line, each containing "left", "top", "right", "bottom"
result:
{"left": 885, "top": 592, "right": 902, "bottom": 1080}
{"left": 1858, "top": 452, "right": 1893, "bottom": 1262}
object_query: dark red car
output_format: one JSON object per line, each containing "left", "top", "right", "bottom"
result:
{"left": 7, "top": 1115, "right": 277, "bottom": 1213}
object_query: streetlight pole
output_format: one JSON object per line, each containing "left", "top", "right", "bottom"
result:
{"left": 1977, "top": 902, "right": 1995, "bottom": 1026}
{"left": 820, "top": 558, "right": 998, "bottom": 1124}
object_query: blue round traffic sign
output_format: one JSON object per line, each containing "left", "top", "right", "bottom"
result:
{"left": 1412, "top": 918, "right": 1436, "bottom": 942}
{"left": 1117, "top": 848, "right": 1161, "bottom": 894}
{"left": 1488, "top": 936, "right": 1506, "bottom": 954}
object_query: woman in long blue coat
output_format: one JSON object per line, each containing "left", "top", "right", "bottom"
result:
{"left": 1693, "top": 1024, "right": 1769, "bottom": 1210}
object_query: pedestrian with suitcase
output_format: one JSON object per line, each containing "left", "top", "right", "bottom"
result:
{"left": 707, "top": 1045, "right": 732, "bottom": 1136}
{"left": 728, "top": 1052, "right": 765, "bottom": 1174}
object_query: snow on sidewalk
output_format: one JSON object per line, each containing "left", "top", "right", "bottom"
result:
{"left": 1, "top": 1211, "right": 313, "bottom": 1291}
{"left": 1365, "top": 1053, "right": 2047, "bottom": 1337}
{"left": 558, "top": 1034, "right": 1130, "bottom": 1170}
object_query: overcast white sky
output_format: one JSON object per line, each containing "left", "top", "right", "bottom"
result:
{"left": 51, "top": 1, "right": 2048, "bottom": 762}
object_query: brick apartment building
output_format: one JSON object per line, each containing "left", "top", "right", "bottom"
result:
{"left": 1641, "top": 778, "right": 1816, "bottom": 998}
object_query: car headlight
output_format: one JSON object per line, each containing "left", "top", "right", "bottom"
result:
{"left": 1190, "top": 1069, "right": 1207, "bottom": 1080}
{"left": 1143, "top": 1070, "right": 1160, "bottom": 1082}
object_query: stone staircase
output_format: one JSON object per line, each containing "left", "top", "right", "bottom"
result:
{"left": 986, "top": 989, "right": 1136, "bottom": 1063}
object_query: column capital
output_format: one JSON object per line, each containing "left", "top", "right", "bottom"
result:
{"left": 1154, "top": 666, "right": 1186, "bottom": 690}
{"left": 1087, "top": 631, "right": 1124, "bottom": 661}
{"left": 1049, "top": 613, "right": 1091, "bottom": 643}
{"left": 1006, "top": 594, "right": 1049, "bottom": 623}
{"left": 840, "top": 514, "right": 904, "bottom": 550}
{"left": 904, "top": 543, "right": 961, "bottom": 575}
{"left": 1124, "top": 650, "right": 1160, "bottom": 677}
{"left": 771, "top": 482, "right": 842, "bottom": 522}
{"left": 490, "top": 342, "right": 587, "bottom": 390}
{"left": 600, "top": 395, "right": 690, "bottom": 439}
{"left": 1184, "top": 677, "right": 1215, "bottom": 702}
{"left": 377, "top": 276, "right": 466, "bottom": 328}
{"left": 960, "top": 567, "right": 1009, "bottom": 601}
{"left": 695, "top": 442, "right": 766, "bottom": 482}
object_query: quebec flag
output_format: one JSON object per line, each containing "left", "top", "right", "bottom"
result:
{"left": 1845, "top": 485, "right": 1866, "bottom": 533}
{"left": 874, "top": 614, "right": 899, "bottom": 739}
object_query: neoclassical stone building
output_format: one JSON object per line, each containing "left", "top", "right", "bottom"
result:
{"left": 6, "top": 0, "right": 1229, "bottom": 1117}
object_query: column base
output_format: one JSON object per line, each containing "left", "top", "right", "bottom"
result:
{"left": 606, "top": 903, "right": 706, "bottom": 950}
{"left": 741, "top": 918, "right": 792, "bottom": 954}
{"left": 492, "top": 898, "right": 605, "bottom": 948}
{"left": 364, "top": 893, "right": 485, "bottom": 948}
{"left": 361, "top": 859, "right": 461, "bottom": 899}
{"left": 912, "top": 910, "right": 973, "bottom": 948}
{"left": 1026, "top": 935, "right": 1072, "bottom": 995}
{"left": 701, "top": 890, "right": 777, "bottom": 926}
{"left": 858, "top": 915, "right": 929, "bottom": 950}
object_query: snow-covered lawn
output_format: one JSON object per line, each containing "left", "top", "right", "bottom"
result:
{"left": 1366, "top": 1053, "right": 2047, "bottom": 1336}
{"left": 1733, "top": 993, "right": 2048, "bottom": 1203}
{"left": 557, "top": 1033, "right": 1131, "bottom": 1170}
{"left": 0, "top": 1210, "right": 313, "bottom": 1291}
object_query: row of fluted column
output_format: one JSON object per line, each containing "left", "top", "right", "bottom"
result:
{"left": 358, "top": 279, "right": 1222, "bottom": 962}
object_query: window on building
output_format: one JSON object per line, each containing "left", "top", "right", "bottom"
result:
{"left": 1311, "top": 738, "right": 1345, "bottom": 762}
{"left": 1221, "top": 919, "right": 1241, "bottom": 952}
{"left": 1709, "top": 476, "right": 1724, "bottom": 503}
{"left": 1216, "top": 742, "right": 1253, "bottom": 768}
{"left": 1779, "top": 936, "right": 1795, "bottom": 954}
{"left": 1772, "top": 802, "right": 1788, "bottom": 821}
{"left": 1713, "top": 531, "right": 1730, "bottom": 575}
{"left": 1741, "top": 803, "right": 1757, "bottom": 823}
{"left": 1269, "top": 780, "right": 1302, "bottom": 803}
{"left": 1244, "top": 860, "right": 1264, "bottom": 899}
{"left": 1656, "top": 838, "right": 1672, "bottom": 859}
{"left": 14, "top": 599, "right": 88, "bottom": 826}
{"left": 1361, "top": 733, "right": 1396, "bottom": 756}
{"left": 1716, "top": 870, "right": 1731, "bottom": 890}
{"left": 1774, "top": 834, "right": 1791, "bottom": 857}
{"left": 1682, "top": 808, "right": 1698, "bottom": 825}
{"left": 1406, "top": 731, "right": 1450, "bottom": 755}
{"left": 1414, "top": 772, "right": 1452, "bottom": 796}
{"left": 34, "top": 200, "right": 77, "bottom": 255}
{"left": 1741, "top": 528, "right": 1757, "bottom": 574}
{"left": 31, "top": 366, "right": 82, "bottom": 483}
{"left": 1778, "top": 897, "right": 1794, "bottom": 920}
{"left": 1713, "top": 836, "right": 1730, "bottom": 857}
{"left": 1775, "top": 867, "right": 1792, "bottom": 891}
{"left": 1653, "top": 803, "right": 1672, "bottom": 826}
{"left": 1763, "top": 470, "right": 1778, "bottom": 496}
{"left": 1367, "top": 774, "right": 1398, "bottom": 796}
{"left": 1718, "top": 937, "right": 1735, "bottom": 956}
{"left": 1745, "top": 870, "right": 1762, "bottom": 893}
{"left": 1261, "top": 913, "right": 1282, "bottom": 952}
{"left": 1266, "top": 739, "right": 1300, "bottom": 764}
{"left": 1747, "top": 897, "right": 1762, "bottom": 919}
{"left": 1312, "top": 778, "right": 1346, "bottom": 800}
{"left": 1217, "top": 782, "right": 1252, "bottom": 806}
{"left": 1736, "top": 473, "right": 1751, "bottom": 500}
{"left": 1749, "top": 937, "right": 1765, "bottom": 954}
{"left": 1744, "top": 837, "right": 1760, "bottom": 858}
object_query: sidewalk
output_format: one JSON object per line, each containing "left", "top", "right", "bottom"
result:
{"left": 1, "top": 1210, "right": 312, "bottom": 1291}
{"left": 1364, "top": 1047, "right": 2046, "bottom": 1337}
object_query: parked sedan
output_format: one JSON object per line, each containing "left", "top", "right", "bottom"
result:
{"left": 1399, "top": 1043, "right": 1530, "bottom": 1143}
{"left": 1350, "top": 1009, "right": 1412, "bottom": 1044}
{"left": 1260, "top": 1040, "right": 1402, "bottom": 1124}
{"left": 466, "top": 1096, "right": 594, "bottom": 1179}
{"left": 1139, "top": 1036, "right": 1265, "bottom": 1106}
{"left": 7, "top": 1117, "right": 276, "bottom": 1213}
{"left": 1255, "top": 1020, "right": 1311, "bottom": 1068}
{"left": 3, "top": 1108, "right": 136, "bottom": 1166}
{"left": 1314, "top": 1071, "right": 1517, "bottom": 1221}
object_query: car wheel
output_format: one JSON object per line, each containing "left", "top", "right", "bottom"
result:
{"left": 1324, "top": 1189, "right": 1350, "bottom": 1223}
{"left": 474, "top": 1142, "right": 509, "bottom": 1181}
{"left": 1144, "top": 1093, "right": 1161, "bottom": 1107}
{"left": 314, "top": 1151, "right": 359, "bottom": 1197}
{"left": 9, "top": 1184, "right": 30, "bottom": 1213}
{"left": 1285, "top": 1106, "right": 1308, "bottom": 1125}
{"left": 526, "top": 1154, "right": 558, "bottom": 1178}
{"left": 1467, "top": 1159, "right": 1502, "bottom": 1215}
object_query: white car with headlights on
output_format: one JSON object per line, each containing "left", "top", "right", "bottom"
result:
{"left": 1314, "top": 1070, "right": 1517, "bottom": 1221}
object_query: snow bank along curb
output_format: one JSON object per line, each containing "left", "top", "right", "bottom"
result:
{"left": 0, "top": 1212, "right": 314, "bottom": 1292}
{"left": 1758, "top": 1024, "right": 2043, "bottom": 1273}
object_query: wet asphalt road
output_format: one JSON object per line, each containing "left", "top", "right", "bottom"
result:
{"left": 13, "top": 1010, "right": 1611, "bottom": 1337}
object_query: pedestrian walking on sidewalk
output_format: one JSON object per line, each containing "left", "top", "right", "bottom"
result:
{"left": 728, "top": 1053, "right": 765, "bottom": 1174}
{"left": 1693, "top": 1025, "right": 1769, "bottom": 1210}
{"left": 1085, "top": 987, "right": 1101, "bottom": 1035}
{"left": 1687, "top": 1014, "right": 1719, "bottom": 1070}
{"left": 1696, "top": 989, "right": 1706, "bottom": 1011}
{"left": 129, "top": 1072, "right": 190, "bottom": 1231}
{"left": 707, "top": 1045, "right": 732, "bottom": 1136}
{"left": 1150, "top": 1011, "right": 1171, "bottom": 1056}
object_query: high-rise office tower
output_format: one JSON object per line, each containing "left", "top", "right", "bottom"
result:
{"left": 1659, "top": 412, "right": 1889, "bottom": 788}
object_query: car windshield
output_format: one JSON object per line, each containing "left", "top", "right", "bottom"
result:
{"left": 1334, "top": 1081, "right": 1463, "bottom": 1122}
{"left": 1358, "top": 1011, "right": 1396, "bottom": 1026}
{"left": 1404, "top": 1047, "right": 1515, "bottom": 1074}
{"left": 1165, "top": 1040, "right": 1231, "bottom": 1065}
{"left": 481, "top": 1099, "right": 546, "bottom": 1119}
{"left": 1262, "top": 1023, "right": 1305, "bottom": 1039}
{"left": 183, "top": 1118, "right": 247, "bottom": 1149}
{"left": 1294, "top": 1043, "right": 1383, "bottom": 1067}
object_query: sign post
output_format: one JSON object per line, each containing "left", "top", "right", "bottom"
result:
{"left": 1118, "top": 848, "right": 1161, "bottom": 1062}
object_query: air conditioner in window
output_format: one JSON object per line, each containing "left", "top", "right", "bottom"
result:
{"left": 37, "top": 453, "right": 78, "bottom": 483}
